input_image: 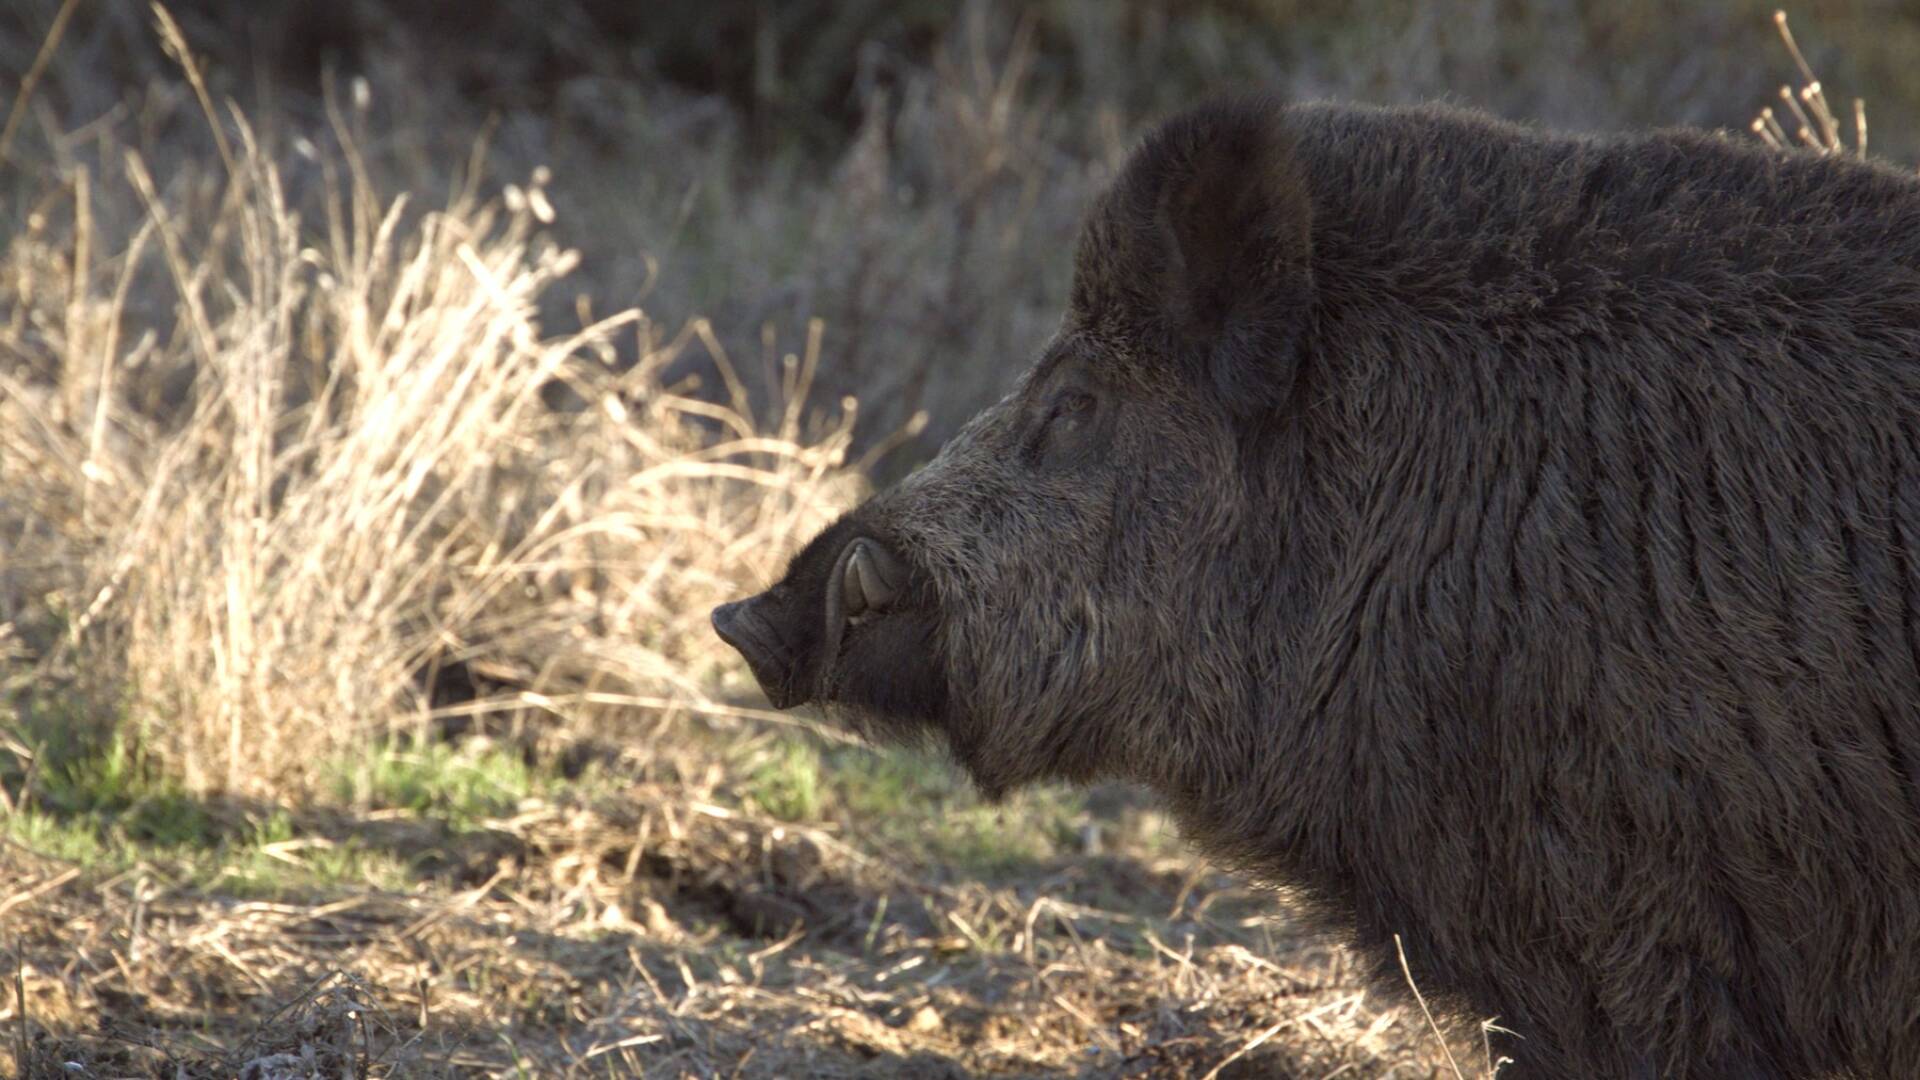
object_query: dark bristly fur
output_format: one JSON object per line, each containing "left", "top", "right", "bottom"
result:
{"left": 712, "top": 96, "right": 1920, "bottom": 1078}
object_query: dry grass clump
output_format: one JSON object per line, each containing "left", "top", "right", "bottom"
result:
{"left": 0, "top": 29, "right": 863, "bottom": 798}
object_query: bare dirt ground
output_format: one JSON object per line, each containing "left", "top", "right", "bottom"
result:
{"left": 3, "top": 726, "right": 1475, "bottom": 1079}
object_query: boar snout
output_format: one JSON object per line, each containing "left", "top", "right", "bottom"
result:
{"left": 712, "top": 535, "right": 910, "bottom": 709}
{"left": 710, "top": 594, "right": 804, "bottom": 707}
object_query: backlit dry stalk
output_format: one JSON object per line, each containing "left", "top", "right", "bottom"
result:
{"left": 1749, "top": 10, "right": 1868, "bottom": 160}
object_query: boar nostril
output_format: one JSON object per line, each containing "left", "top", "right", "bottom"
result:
{"left": 711, "top": 599, "right": 756, "bottom": 655}
{"left": 841, "top": 539, "right": 907, "bottom": 617}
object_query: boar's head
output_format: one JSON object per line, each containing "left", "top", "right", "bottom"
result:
{"left": 713, "top": 97, "right": 1318, "bottom": 798}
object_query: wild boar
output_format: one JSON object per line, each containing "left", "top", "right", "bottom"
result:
{"left": 712, "top": 96, "right": 1920, "bottom": 1078}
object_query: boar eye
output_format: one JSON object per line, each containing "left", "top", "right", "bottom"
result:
{"left": 1031, "top": 387, "right": 1101, "bottom": 468}
{"left": 1049, "top": 389, "right": 1096, "bottom": 427}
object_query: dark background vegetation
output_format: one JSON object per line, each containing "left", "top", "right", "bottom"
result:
{"left": 9, "top": 0, "right": 1920, "bottom": 470}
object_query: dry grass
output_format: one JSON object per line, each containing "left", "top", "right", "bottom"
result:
{"left": 0, "top": 49, "right": 864, "bottom": 799}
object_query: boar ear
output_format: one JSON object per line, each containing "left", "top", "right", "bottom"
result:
{"left": 1080, "top": 97, "right": 1314, "bottom": 415}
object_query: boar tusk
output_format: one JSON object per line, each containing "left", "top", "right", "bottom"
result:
{"left": 842, "top": 538, "right": 906, "bottom": 618}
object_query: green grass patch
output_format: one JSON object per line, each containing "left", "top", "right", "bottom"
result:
{"left": 827, "top": 745, "right": 1085, "bottom": 872}
{"left": 0, "top": 726, "right": 609, "bottom": 898}
{"left": 0, "top": 719, "right": 416, "bottom": 895}
{"left": 4, "top": 809, "right": 110, "bottom": 865}
{"left": 745, "top": 740, "right": 825, "bottom": 821}
{"left": 209, "top": 811, "right": 411, "bottom": 898}
{"left": 734, "top": 737, "right": 1089, "bottom": 875}
{"left": 4, "top": 724, "right": 220, "bottom": 852}
{"left": 1, "top": 800, "right": 409, "bottom": 898}
{"left": 327, "top": 739, "right": 536, "bottom": 829}
{"left": 925, "top": 785, "right": 1085, "bottom": 875}
{"left": 2, "top": 706, "right": 224, "bottom": 873}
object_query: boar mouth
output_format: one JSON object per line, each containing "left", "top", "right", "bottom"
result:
{"left": 710, "top": 596, "right": 809, "bottom": 708}
{"left": 711, "top": 536, "right": 909, "bottom": 709}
